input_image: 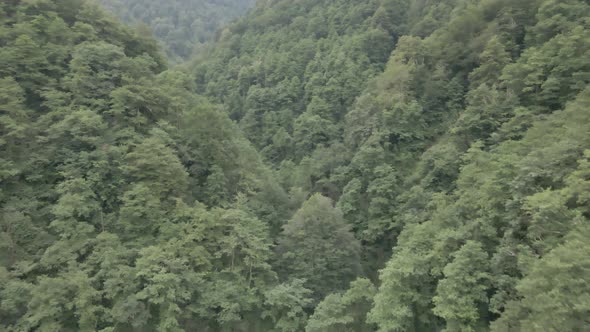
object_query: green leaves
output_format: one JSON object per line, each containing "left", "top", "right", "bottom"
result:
{"left": 22, "top": 276, "right": 77, "bottom": 331}
{"left": 123, "top": 132, "right": 188, "bottom": 197}
{"left": 0, "top": 77, "right": 29, "bottom": 147}
{"left": 502, "top": 25, "right": 590, "bottom": 111}
{"left": 134, "top": 243, "right": 203, "bottom": 331}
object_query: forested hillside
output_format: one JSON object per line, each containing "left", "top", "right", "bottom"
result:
{"left": 0, "top": 1, "right": 289, "bottom": 330}
{"left": 1, "top": 0, "right": 589, "bottom": 331}
{"left": 97, "top": 0, "right": 255, "bottom": 62}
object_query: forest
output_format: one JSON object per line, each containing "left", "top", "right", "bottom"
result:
{"left": 0, "top": 0, "right": 588, "bottom": 331}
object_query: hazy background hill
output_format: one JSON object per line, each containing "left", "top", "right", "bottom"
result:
{"left": 98, "top": 0, "right": 256, "bottom": 63}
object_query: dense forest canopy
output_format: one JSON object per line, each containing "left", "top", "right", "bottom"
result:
{"left": 97, "top": 0, "right": 256, "bottom": 62}
{"left": 0, "top": 0, "right": 589, "bottom": 331}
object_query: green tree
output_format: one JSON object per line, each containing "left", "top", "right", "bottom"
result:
{"left": 433, "top": 241, "right": 491, "bottom": 332}
{"left": 262, "top": 279, "right": 313, "bottom": 332}
{"left": 491, "top": 222, "right": 590, "bottom": 332}
{"left": 276, "top": 194, "right": 361, "bottom": 301}
{"left": 306, "top": 278, "right": 377, "bottom": 332}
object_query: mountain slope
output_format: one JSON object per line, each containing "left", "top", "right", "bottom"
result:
{"left": 0, "top": 0, "right": 589, "bottom": 331}
{"left": 0, "top": 1, "right": 290, "bottom": 330}
{"left": 191, "top": 0, "right": 590, "bottom": 330}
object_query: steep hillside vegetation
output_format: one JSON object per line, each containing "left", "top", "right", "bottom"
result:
{"left": 1, "top": 0, "right": 589, "bottom": 331}
{"left": 0, "top": 1, "right": 289, "bottom": 330}
{"left": 192, "top": 0, "right": 590, "bottom": 330}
